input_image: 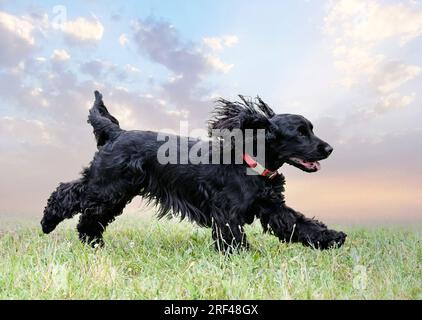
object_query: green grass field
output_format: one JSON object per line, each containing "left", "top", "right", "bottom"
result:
{"left": 0, "top": 217, "right": 420, "bottom": 299}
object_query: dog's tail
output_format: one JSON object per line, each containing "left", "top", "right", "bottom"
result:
{"left": 88, "top": 90, "right": 122, "bottom": 148}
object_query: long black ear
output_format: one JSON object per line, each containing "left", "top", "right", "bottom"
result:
{"left": 254, "top": 96, "right": 275, "bottom": 118}
{"left": 208, "top": 95, "right": 275, "bottom": 136}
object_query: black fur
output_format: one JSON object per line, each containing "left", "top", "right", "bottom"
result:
{"left": 41, "top": 91, "right": 346, "bottom": 251}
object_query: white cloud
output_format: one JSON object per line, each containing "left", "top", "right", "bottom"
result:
{"left": 0, "top": 11, "right": 35, "bottom": 67}
{"left": 61, "top": 16, "right": 104, "bottom": 43}
{"left": 202, "top": 35, "right": 238, "bottom": 73}
{"left": 370, "top": 61, "right": 422, "bottom": 93}
{"left": 376, "top": 92, "right": 415, "bottom": 112}
{"left": 124, "top": 64, "right": 140, "bottom": 73}
{"left": 206, "top": 55, "right": 234, "bottom": 73}
{"left": 35, "top": 57, "right": 47, "bottom": 63}
{"left": 0, "top": 11, "right": 35, "bottom": 44}
{"left": 325, "top": 0, "right": 422, "bottom": 45}
{"left": 108, "top": 103, "right": 137, "bottom": 129}
{"left": 203, "top": 35, "right": 239, "bottom": 51}
{"left": 51, "top": 49, "right": 70, "bottom": 61}
{"left": 333, "top": 45, "right": 384, "bottom": 77}
{"left": 203, "top": 38, "right": 222, "bottom": 51}
{"left": 325, "top": 0, "right": 422, "bottom": 113}
{"left": 168, "top": 74, "right": 183, "bottom": 83}
{"left": 119, "top": 33, "right": 128, "bottom": 46}
{"left": 223, "top": 35, "right": 239, "bottom": 47}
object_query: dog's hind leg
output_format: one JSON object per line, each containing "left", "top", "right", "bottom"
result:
{"left": 77, "top": 201, "right": 127, "bottom": 247}
{"left": 212, "top": 221, "right": 249, "bottom": 253}
{"left": 41, "top": 180, "right": 85, "bottom": 234}
{"left": 260, "top": 205, "right": 346, "bottom": 249}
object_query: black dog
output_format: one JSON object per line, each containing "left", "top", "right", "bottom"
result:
{"left": 41, "top": 91, "right": 346, "bottom": 251}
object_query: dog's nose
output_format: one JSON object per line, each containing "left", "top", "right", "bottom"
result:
{"left": 323, "top": 144, "right": 333, "bottom": 156}
{"left": 319, "top": 144, "right": 333, "bottom": 156}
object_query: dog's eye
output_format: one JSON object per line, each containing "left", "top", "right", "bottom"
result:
{"left": 298, "top": 126, "right": 308, "bottom": 137}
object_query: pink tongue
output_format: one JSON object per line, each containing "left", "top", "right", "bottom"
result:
{"left": 298, "top": 159, "right": 320, "bottom": 170}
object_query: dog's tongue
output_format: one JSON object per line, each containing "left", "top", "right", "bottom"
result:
{"left": 308, "top": 161, "right": 320, "bottom": 171}
{"left": 291, "top": 157, "right": 321, "bottom": 171}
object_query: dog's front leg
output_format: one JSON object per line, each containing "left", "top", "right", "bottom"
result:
{"left": 260, "top": 204, "right": 346, "bottom": 249}
{"left": 212, "top": 221, "right": 249, "bottom": 253}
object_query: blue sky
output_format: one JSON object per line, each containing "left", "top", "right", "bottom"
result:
{"left": 0, "top": 0, "right": 421, "bottom": 222}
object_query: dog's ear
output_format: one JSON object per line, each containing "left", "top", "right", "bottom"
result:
{"left": 208, "top": 95, "right": 275, "bottom": 136}
{"left": 254, "top": 95, "right": 276, "bottom": 118}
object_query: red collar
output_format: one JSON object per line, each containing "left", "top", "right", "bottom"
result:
{"left": 243, "top": 154, "right": 279, "bottom": 179}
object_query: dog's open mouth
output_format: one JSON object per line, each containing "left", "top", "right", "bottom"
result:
{"left": 287, "top": 157, "right": 321, "bottom": 173}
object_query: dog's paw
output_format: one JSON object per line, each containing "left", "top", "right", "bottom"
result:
{"left": 90, "top": 238, "right": 105, "bottom": 249}
{"left": 79, "top": 234, "right": 105, "bottom": 248}
{"left": 305, "top": 230, "right": 347, "bottom": 250}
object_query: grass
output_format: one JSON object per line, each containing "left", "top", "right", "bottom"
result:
{"left": 0, "top": 216, "right": 421, "bottom": 299}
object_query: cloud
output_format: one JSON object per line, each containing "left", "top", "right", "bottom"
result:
{"left": 203, "top": 35, "right": 239, "bottom": 51}
{"left": 205, "top": 55, "right": 233, "bottom": 73}
{"left": 60, "top": 16, "right": 104, "bottom": 44}
{"left": 332, "top": 45, "right": 384, "bottom": 81}
{"left": 80, "top": 59, "right": 107, "bottom": 77}
{"left": 325, "top": 0, "right": 422, "bottom": 45}
{"left": 79, "top": 60, "right": 140, "bottom": 82}
{"left": 370, "top": 61, "right": 422, "bottom": 94}
{"left": 0, "top": 117, "right": 53, "bottom": 149}
{"left": 119, "top": 33, "right": 128, "bottom": 46}
{"left": 202, "top": 35, "right": 238, "bottom": 73}
{"left": 0, "top": 11, "right": 35, "bottom": 67}
{"left": 375, "top": 92, "right": 415, "bottom": 113}
{"left": 124, "top": 64, "right": 140, "bottom": 74}
{"left": 51, "top": 49, "right": 70, "bottom": 61}
{"left": 132, "top": 17, "right": 237, "bottom": 125}
{"left": 324, "top": 0, "right": 422, "bottom": 113}
{"left": 0, "top": 11, "right": 34, "bottom": 44}
{"left": 133, "top": 18, "right": 209, "bottom": 78}
{"left": 133, "top": 18, "right": 236, "bottom": 77}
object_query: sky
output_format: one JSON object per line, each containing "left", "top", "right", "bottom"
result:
{"left": 0, "top": 0, "right": 421, "bottom": 224}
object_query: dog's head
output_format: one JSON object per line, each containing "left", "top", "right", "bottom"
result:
{"left": 208, "top": 96, "right": 333, "bottom": 172}
{"left": 269, "top": 113, "right": 333, "bottom": 172}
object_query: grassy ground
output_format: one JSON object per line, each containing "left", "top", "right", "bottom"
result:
{"left": 0, "top": 217, "right": 420, "bottom": 299}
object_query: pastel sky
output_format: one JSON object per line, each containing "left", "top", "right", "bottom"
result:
{"left": 0, "top": 0, "right": 421, "bottom": 224}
